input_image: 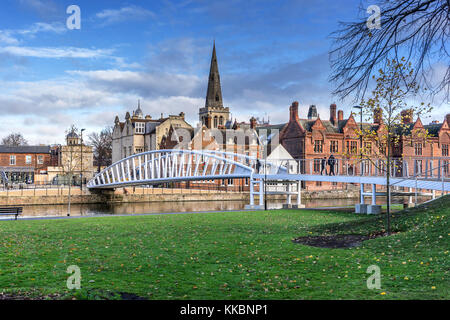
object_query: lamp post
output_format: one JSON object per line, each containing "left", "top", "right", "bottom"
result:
{"left": 353, "top": 106, "right": 363, "bottom": 171}
{"left": 80, "top": 128, "right": 85, "bottom": 191}
{"left": 256, "top": 130, "right": 268, "bottom": 210}
{"left": 353, "top": 106, "right": 364, "bottom": 206}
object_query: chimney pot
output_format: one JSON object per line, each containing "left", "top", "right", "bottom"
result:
{"left": 338, "top": 110, "right": 344, "bottom": 121}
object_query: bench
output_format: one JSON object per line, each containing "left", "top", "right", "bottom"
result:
{"left": 0, "top": 207, "right": 23, "bottom": 220}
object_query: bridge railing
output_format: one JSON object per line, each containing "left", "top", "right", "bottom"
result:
{"left": 88, "top": 149, "right": 262, "bottom": 188}
{"left": 271, "top": 157, "right": 450, "bottom": 180}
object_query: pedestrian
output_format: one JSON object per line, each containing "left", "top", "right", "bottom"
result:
{"left": 321, "top": 157, "right": 327, "bottom": 175}
{"left": 328, "top": 154, "right": 336, "bottom": 176}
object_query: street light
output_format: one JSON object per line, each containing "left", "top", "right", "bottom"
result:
{"left": 352, "top": 106, "right": 363, "bottom": 170}
{"left": 80, "top": 128, "right": 86, "bottom": 191}
{"left": 353, "top": 106, "right": 364, "bottom": 206}
{"left": 255, "top": 131, "right": 268, "bottom": 210}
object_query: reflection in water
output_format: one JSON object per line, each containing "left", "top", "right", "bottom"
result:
{"left": 13, "top": 195, "right": 430, "bottom": 218}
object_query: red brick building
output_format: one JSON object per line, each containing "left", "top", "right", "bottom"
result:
{"left": 0, "top": 145, "right": 54, "bottom": 183}
{"left": 277, "top": 101, "right": 450, "bottom": 190}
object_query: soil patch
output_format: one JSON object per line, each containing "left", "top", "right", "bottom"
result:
{"left": 292, "top": 231, "right": 394, "bottom": 248}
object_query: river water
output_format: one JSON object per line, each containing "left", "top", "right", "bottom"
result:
{"left": 8, "top": 196, "right": 425, "bottom": 218}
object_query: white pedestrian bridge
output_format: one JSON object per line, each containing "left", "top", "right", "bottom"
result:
{"left": 88, "top": 149, "right": 449, "bottom": 211}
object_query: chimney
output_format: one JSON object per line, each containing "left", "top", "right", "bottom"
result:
{"left": 446, "top": 114, "right": 450, "bottom": 125}
{"left": 330, "top": 103, "right": 337, "bottom": 125}
{"left": 179, "top": 112, "right": 185, "bottom": 119}
{"left": 401, "top": 109, "right": 413, "bottom": 124}
{"left": 250, "top": 117, "right": 257, "bottom": 129}
{"left": 290, "top": 101, "right": 299, "bottom": 122}
{"left": 374, "top": 107, "right": 383, "bottom": 124}
{"left": 338, "top": 110, "right": 344, "bottom": 121}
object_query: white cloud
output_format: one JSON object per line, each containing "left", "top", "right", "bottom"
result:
{"left": 18, "top": 22, "right": 66, "bottom": 35}
{"left": 96, "top": 6, "right": 156, "bottom": 25}
{"left": 0, "top": 31, "right": 19, "bottom": 45}
{"left": 68, "top": 69, "right": 202, "bottom": 97}
{"left": 0, "top": 46, "right": 114, "bottom": 59}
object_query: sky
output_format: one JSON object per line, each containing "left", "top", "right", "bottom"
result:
{"left": 0, "top": 0, "right": 448, "bottom": 145}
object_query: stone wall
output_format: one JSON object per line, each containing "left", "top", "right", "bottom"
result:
{"left": 0, "top": 187, "right": 358, "bottom": 206}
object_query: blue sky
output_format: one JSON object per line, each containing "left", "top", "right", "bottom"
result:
{"left": 0, "top": 0, "right": 447, "bottom": 144}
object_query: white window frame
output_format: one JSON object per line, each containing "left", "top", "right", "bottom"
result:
{"left": 135, "top": 122, "right": 145, "bottom": 134}
{"left": 10, "top": 155, "right": 16, "bottom": 165}
{"left": 37, "top": 155, "right": 44, "bottom": 165}
{"left": 26, "top": 155, "right": 32, "bottom": 164}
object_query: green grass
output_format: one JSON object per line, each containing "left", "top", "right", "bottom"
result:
{"left": 0, "top": 196, "right": 448, "bottom": 300}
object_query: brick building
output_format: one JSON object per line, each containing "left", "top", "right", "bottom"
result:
{"left": 0, "top": 145, "right": 54, "bottom": 184}
{"left": 276, "top": 101, "right": 450, "bottom": 190}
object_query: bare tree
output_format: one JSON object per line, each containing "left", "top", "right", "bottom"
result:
{"left": 356, "top": 58, "right": 432, "bottom": 234}
{"left": 1, "top": 133, "right": 28, "bottom": 146}
{"left": 330, "top": 0, "right": 449, "bottom": 101}
{"left": 89, "top": 126, "right": 113, "bottom": 172}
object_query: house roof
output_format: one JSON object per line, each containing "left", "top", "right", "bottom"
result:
{"left": 0, "top": 145, "right": 51, "bottom": 154}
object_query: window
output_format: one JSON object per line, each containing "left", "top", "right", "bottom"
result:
{"left": 316, "top": 181, "right": 322, "bottom": 186}
{"left": 415, "top": 159, "right": 423, "bottom": 175}
{"left": 135, "top": 147, "right": 144, "bottom": 154}
{"left": 346, "top": 141, "right": 358, "bottom": 154}
{"left": 314, "top": 140, "right": 323, "bottom": 153}
{"left": 135, "top": 122, "right": 145, "bottom": 134}
{"left": 442, "top": 144, "right": 448, "bottom": 157}
{"left": 227, "top": 178, "right": 234, "bottom": 186}
{"left": 37, "top": 155, "right": 44, "bottom": 165}
{"left": 364, "top": 142, "right": 372, "bottom": 154}
{"left": 10, "top": 155, "right": 16, "bottom": 165}
{"left": 414, "top": 143, "right": 423, "bottom": 156}
{"left": 330, "top": 141, "right": 338, "bottom": 153}
{"left": 26, "top": 155, "right": 32, "bottom": 164}
{"left": 214, "top": 116, "right": 218, "bottom": 128}
{"left": 351, "top": 141, "right": 358, "bottom": 154}
{"left": 129, "top": 146, "right": 132, "bottom": 155}
{"left": 313, "top": 158, "right": 321, "bottom": 173}
{"left": 123, "top": 147, "right": 127, "bottom": 157}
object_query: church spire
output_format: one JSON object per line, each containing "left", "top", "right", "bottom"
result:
{"left": 205, "top": 42, "right": 223, "bottom": 108}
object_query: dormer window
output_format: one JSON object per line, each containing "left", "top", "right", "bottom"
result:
{"left": 135, "top": 122, "right": 145, "bottom": 134}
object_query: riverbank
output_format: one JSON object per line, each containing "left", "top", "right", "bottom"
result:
{"left": 0, "top": 195, "right": 448, "bottom": 300}
{"left": 0, "top": 186, "right": 359, "bottom": 206}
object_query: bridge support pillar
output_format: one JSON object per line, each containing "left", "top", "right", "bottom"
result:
{"left": 371, "top": 184, "right": 376, "bottom": 205}
{"left": 259, "top": 180, "right": 264, "bottom": 207}
{"left": 245, "top": 179, "right": 263, "bottom": 210}
{"left": 296, "top": 180, "right": 305, "bottom": 208}
{"left": 360, "top": 183, "right": 364, "bottom": 204}
{"left": 286, "top": 183, "right": 292, "bottom": 206}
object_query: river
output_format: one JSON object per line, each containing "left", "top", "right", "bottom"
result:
{"left": 7, "top": 196, "right": 426, "bottom": 218}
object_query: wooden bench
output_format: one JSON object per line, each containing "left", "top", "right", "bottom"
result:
{"left": 0, "top": 207, "right": 23, "bottom": 220}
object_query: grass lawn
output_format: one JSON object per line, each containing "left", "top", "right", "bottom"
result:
{"left": 0, "top": 196, "right": 448, "bottom": 300}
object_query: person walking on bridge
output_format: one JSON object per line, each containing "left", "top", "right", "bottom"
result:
{"left": 328, "top": 154, "right": 336, "bottom": 176}
{"left": 321, "top": 157, "right": 327, "bottom": 175}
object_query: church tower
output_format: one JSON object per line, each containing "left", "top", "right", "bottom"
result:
{"left": 199, "top": 42, "right": 230, "bottom": 128}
